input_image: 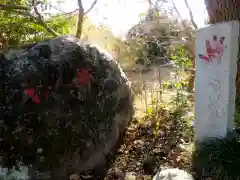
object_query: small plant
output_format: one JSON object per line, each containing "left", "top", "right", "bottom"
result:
{"left": 171, "top": 45, "right": 193, "bottom": 69}
{"left": 172, "top": 91, "right": 188, "bottom": 108}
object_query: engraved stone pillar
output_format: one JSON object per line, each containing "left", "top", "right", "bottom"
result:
{"left": 195, "top": 21, "right": 239, "bottom": 141}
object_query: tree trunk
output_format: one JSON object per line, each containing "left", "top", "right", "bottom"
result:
{"left": 204, "top": 0, "right": 240, "bottom": 96}
{"left": 204, "top": 0, "right": 240, "bottom": 24}
{"left": 185, "top": 39, "right": 195, "bottom": 93}
{"left": 76, "top": 9, "right": 84, "bottom": 38}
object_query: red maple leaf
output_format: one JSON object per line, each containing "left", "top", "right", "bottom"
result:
{"left": 24, "top": 88, "right": 40, "bottom": 104}
{"left": 77, "top": 68, "right": 91, "bottom": 85}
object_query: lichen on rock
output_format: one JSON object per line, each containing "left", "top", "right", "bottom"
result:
{"left": 0, "top": 36, "right": 134, "bottom": 179}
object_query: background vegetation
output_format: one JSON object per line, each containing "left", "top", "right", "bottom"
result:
{"left": 1, "top": 0, "right": 240, "bottom": 180}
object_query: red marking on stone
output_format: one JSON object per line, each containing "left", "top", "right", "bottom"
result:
{"left": 77, "top": 68, "right": 91, "bottom": 85}
{"left": 198, "top": 54, "right": 211, "bottom": 62}
{"left": 24, "top": 88, "right": 40, "bottom": 104}
{"left": 199, "top": 35, "right": 226, "bottom": 63}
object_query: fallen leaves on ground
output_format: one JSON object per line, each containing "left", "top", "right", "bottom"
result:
{"left": 79, "top": 112, "right": 193, "bottom": 180}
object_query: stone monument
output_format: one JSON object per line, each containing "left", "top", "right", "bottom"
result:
{"left": 195, "top": 21, "right": 239, "bottom": 141}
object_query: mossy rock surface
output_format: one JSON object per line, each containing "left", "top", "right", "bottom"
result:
{"left": 0, "top": 36, "right": 134, "bottom": 179}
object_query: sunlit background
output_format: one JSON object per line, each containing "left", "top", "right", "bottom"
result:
{"left": 51, "top": 0, "right": 207, "bottom": 37}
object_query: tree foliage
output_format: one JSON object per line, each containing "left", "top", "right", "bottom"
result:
{"left": 124, "top": 9, "right": 188, "bottom": 66}
{"left": 0, "top": 0, "right": 77, "bottom": 52}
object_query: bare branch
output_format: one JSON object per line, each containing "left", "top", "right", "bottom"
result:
{"left": 147, "top": 0, "right": 152, "bottom": 9}
{"left": 183, "top": 0, "right": 198, "bottom": 29}
{"left": 171, "top": 0, "right": 187, "bottom": 29}
{"left": 76, "top": 0, "right": 84, "bottom": 38}
{"left": 147, "top": 0, "right": 163, "bottom": 10}
{"left": 84, "top": 0, "right": 97, "bottom": 15}
{"left": 170, "top": 0, "right": 195, "bottom": 59}
{"left": 77, "top": 0, "right": 84, "bottom": 14}
{"left": 76, "top": 0, "right": 97, "bottom": 38}
{"left": 32, "top": 0, "right": 58, "bottom": 36}
{"left": 47, "top": 9, "right": 78, "bottom": 20}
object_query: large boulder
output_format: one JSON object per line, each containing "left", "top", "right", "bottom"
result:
{"left": 0, "top": 36, "right": 134, "bottom": 179}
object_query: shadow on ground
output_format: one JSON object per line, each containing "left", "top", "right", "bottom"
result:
{"left": 191, "top": 131, "right": 240, "bottom": 180}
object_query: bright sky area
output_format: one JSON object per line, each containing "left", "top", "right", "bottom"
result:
{"left": 52, "top": 0, "right": 207, "bottom": 37}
